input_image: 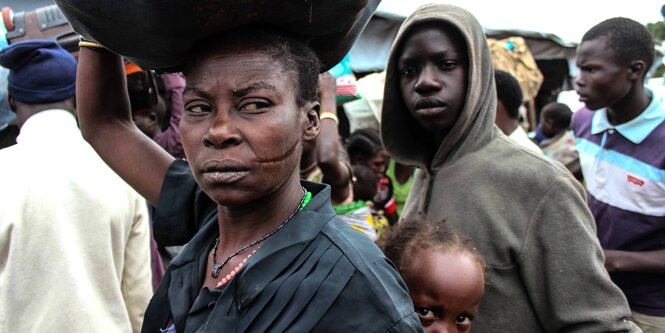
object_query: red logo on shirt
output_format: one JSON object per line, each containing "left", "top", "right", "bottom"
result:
{"left": 627, "top": 175, "right": 645, "bottom": 187}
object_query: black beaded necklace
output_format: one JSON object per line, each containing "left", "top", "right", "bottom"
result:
{"left": 210, "top": 187, "right": 310, "bottom": 279}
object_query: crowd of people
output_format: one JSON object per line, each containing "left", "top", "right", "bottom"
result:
{"left": 0, "top": 2, "right": 663, "bottom": 333}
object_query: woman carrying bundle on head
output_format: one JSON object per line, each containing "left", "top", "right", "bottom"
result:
{"left": 74, "top": 18, "right": 422, "bottom": 333}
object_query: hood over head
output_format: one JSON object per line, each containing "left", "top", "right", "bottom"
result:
{"left": 381, "top": 3, "right": 497, "bottom": 171}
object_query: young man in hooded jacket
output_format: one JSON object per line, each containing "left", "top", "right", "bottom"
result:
{"left": 380, "top": 4, "right": 639, "bottom": 332}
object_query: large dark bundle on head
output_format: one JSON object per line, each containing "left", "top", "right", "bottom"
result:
{"left": 54, "top": 0, "right": 380, "bottom": 73}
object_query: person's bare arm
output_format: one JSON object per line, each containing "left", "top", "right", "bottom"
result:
{"left": 604, "top": 249, "right": 665, "bottom": 274}
{"left": 565, "top": 159, "right": 583, "bottom": 182}
{"left": 76, "top": 47, "right": 174, "bottom": 204}
{"left": 155, "top": 73, "right": 185, "bottom": 157}
{"left": 316, "top": 73, "right": 351, "bottom": 203}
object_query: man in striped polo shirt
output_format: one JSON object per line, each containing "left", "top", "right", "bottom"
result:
{"left": 572, "top": 17, "right": 665, "bottom": 332}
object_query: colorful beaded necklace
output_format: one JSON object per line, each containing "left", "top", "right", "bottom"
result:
{"left": 211, "top": 187, "right": 312, "bottom": 284}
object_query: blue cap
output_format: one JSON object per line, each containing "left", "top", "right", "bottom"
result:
{"left": 0, "top": 39, "right": 76, "bottom": 104}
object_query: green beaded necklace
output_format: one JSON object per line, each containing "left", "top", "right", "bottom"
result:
{"left": 211, "top": 187, "right": 311, "bottom": 278}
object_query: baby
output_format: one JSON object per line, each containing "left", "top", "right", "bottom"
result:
{"left": 382, "top": 218, "right": 485, "bottom": 333}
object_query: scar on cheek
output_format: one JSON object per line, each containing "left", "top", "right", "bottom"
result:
{"left": 251, "top": 137, "right": 300, "bottom": 166}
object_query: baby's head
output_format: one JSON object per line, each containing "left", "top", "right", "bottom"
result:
{"left": 382, "top": 217, "right": 485, "bottom": 333}
{"left": 539, "top": 102, "right": 572, "bottom": 138}
{"left": 347, "top": 128, "right": 389, "bottom": 176}
{"left": 351, "top": 164, "right": 379, "bottom": 202}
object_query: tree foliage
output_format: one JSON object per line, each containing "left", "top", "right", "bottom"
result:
{"left": 647, "top": 21, "right": 665, "bottom": 43}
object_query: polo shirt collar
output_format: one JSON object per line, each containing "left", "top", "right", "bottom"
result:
{"left": 591, "top": 90, "right": 665, "bottom": 144}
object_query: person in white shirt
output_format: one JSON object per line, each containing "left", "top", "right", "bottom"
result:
{"left": 0, "top": 40, "right": 152, "bottom": 333}
{"left": 494, "top": 70, "right": 542, "bottom": 154}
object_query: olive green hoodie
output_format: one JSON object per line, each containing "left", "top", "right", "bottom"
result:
{"left": 381, "top": 4, "right": 639, "bottom": 332}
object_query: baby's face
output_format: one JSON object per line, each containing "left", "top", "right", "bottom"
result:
{"left": 401, "top": 249, "right": 484, "bottom": 333}
{"left": 539, "top": 113, "right": 558, "bottom": 138}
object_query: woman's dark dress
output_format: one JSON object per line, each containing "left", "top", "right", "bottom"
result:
{"left": 142, "top": 160, "right": 422, "bottom": 333}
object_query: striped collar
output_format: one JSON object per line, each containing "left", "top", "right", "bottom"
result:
{"left": 591, "top": 90, "right": 665, "bottom": 144}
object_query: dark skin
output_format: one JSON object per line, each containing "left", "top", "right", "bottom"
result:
{"left": 398, "top": 24, "right": 468, "bottom": 150}
{"left": 575, "top": 36, "right": 650, "bottom": 126}
{"left": 393, "top": 161, "right": 414, "bottom": 186}
{"left": 576, "top": 36, "right": 664, "bottom": 274}
{"left": 8, "top": 97, "right": 76, "bottom": 128}
{"left": 539, "top": 111, "right": 583, "bottom": 181}
{"left": 76, "top": 42, "right": 320, "bottom": 289}
{"left": 494, "top": 100, "right": 519, "bottom": 136}
{"left": 604, "top": 249, "right": 665, "bottom": 274}
{"left": 564, "top": 159, "right": 582, "bottom": 182}
{"left": 300, "top": 73, "right": 352, "bottom": 205}
{"left": 76, "top": 48, "right": 173, "bottom": 204}
{"left": 401, "top": 249, "right": 484, "bottom": 333}
{"left": 352, "top": 150, "right": 389, "bottom": 176}
{"left": 352, "top": 150, "right": 398, "bottom": 225}
{"left": 132, "top": 95, "right": 166, "bottom": 139}
{"left": 538, "top": 111, "right": 559, "bottom": 139}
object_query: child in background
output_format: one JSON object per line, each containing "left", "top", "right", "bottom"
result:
{"left": 382, "top": 217, "right": 485, "bottom": 333}
{"left": 494, "top": 70, "right": 542, "bottom": 154}
{"left": 346, "top": 128, "right": 398, "bottom": 225}
{"left": 538, "top": 102, "right": 582, "bottom": 181}
{"left": 350, "top": 164, "right": 379, "bottom": 203}
{"left": 334, "top": 164, "right": 389, "bottom": 241}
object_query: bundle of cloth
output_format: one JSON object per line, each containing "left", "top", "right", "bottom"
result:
{"left": 54, "top": 0, "right": 380, "bottom": 72}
